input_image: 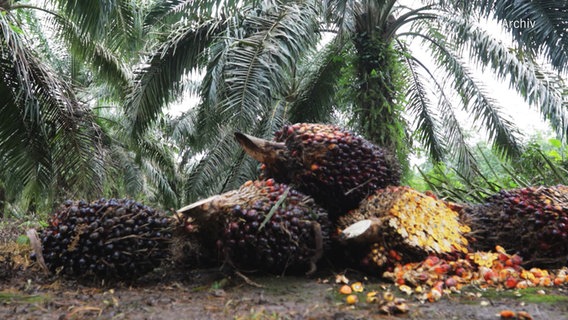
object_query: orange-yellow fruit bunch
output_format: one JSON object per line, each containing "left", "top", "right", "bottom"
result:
{"left": 338, "top": 186, "right": 471, "bottom": 269}
{"left": 383, "top": 246, "right": 567, "bottom": 303}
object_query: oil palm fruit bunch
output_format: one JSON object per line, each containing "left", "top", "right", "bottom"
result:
{"left": 177, "top": 179, "right": 331, "bottom": 275}
{"left": 38, "top": 198, "right": 174, "bottom": 280}
{"left": 235, "top": 123, "right": 401, "bottom": 219}
{"left": 337, "top": 186, "right": 471, "bottom": 270}
{"left": 460, "top": 185, "right": 568, "bottom": 268}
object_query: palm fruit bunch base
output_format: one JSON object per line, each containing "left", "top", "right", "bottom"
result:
{"left": 460, "top": 185, "right": 568, "bottom": 268}
{"left": 266, "top": 123, "right": 401, "bottom": 219}
{"left": 38, "top": 198, "right": 173, "bottom": 280}
{"left": 179, "top": 179, "right": 331, "bottom": 275}
{"left": 337, "top": 186, "right": 471, "bottom": 270}
{"left": 383, "top": 245, "right": 568, "bottom": 303}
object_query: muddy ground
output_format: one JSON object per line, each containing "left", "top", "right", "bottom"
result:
{"left": 1, "top": 220, "right": 568, "bottom": 320}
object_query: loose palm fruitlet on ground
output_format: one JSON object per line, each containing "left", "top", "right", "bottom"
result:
{"left": 235, "top": 123, "right": 401, "bottom": 219}
{"left": 177, "top": 179, "right": 331, "bottom": 275}
{"left": 384, "top": 246, "right": 568, "bottom": 304}
{"left": 38, "top": 198, "right": 174, "bottom": 279}
{"left": 460, "top": 185, "right": 568, "bottom": 268}
{"left": 337, "top": 186, "right": 471, "bottom": 270}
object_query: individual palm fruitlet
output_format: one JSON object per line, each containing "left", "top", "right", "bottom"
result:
{"left": 460, "top": 185, "right": 568, "bottom": 268}
{"left": 337, "top": 186, "right": 471, "bottom": 270}
{"left": 235, "top": 123, "right": 401, "bottom": 219}
{"left": 39, "top": 198, "right": 173, "bottom": 280}
{"left": 177, "top": 179, "right": 331, "bottom": 275}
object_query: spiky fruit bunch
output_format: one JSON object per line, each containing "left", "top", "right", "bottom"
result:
{"left": 460, "top": 185, "right": 568, "bottom": 268}
{"left": 337, "top": 186, "right": 471, "bottom": 270}
{"left": 178, "top": 179, "right": 331, "bottom": 274}
{"left": 39, "top": 198, "right": 173, "bottom": 279}
{"left": 236, "top": 123, "right": 401, "bottom": 219}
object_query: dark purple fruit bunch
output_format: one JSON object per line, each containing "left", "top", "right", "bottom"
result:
{"left": 178, "top": 179, "right": 331, "bottom": 274}
{"left": 39, "top": 198, "right": 173, "bottom": 280}
{"left": 461, "top": 185, "right": 568, "bottom": 268}
{"left": 236, "top": 123, "right": 401, "bottom": 219}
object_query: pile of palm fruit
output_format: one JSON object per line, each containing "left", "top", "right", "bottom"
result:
{"left": 37, "top": 198, "right": 174, "bottom": 280}
{"left": 32, "top": 122, "right": 568, "bottom": 284}
{"left": 177, "top": 179, "right": 331, "bottom": 274}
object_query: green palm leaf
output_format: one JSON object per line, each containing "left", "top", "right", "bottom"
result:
{"left": 125, "top": 18, "right": 224, "bottom": 139}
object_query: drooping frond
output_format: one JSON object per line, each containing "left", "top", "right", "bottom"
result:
{"left": 219, "top": 1, "right": 321, "bottom": 131}
{"left": 0, "top": 11, "right": 105, "bottom": 199}
{"left": 192, "top": 1, "right": 321, "bottom": 145}
{"left": 182, "top": 105, "right": 286, "bottom": 202}
{"left": 286, "top": 36, "right": 347, "bottom": 123}
{"left": 48, "top": 14, "right": 131, "bottom": 91}
{"left": 403, "top": 18, "right": 523, "bottom": 161}
{"left": 48, "top": 0, "right": 135, "bottom": 41}
{"left": 438, "top": 15, "right": 568, "bottom": 139}
{"left": 400, "top": 51, "right": 446, "bottom": 162}
{"left": 125, "top": 18, "right": 225, "bottom": 139}
{"left": 144, "top": 0, "right": 244, "bottom": 28}
{"left": 441, "top": 0, "right": 568, "bottom": 73}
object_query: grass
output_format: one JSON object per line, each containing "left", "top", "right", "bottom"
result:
{"left": 0, "top": 291, "right": 48, "bottom": 304}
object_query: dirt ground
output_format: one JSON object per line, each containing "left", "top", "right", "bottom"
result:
{"left": 1, "top": 220, "right": 568, "bottom": 320}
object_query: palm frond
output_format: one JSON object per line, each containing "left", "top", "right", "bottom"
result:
{"left": 448, "top": 0, "right": 568, "bottom": 73}
{"left": 48, "top": 0, "right": 135, "bottom": 40}
{"left": 286, "top": 35, "right": 346, "bottom": 123}
{"left": 48, "top": 14, "right": 131, "bottom": 91}
{"left": 0, "top": 11, "right": 105, "bottom": 200}
{"left": 438, "top": 15, "right": 568, "bottom": 139}
{"left": 404, "top": 20, "right": 523, "bottom": 161}
{"left": 144, "top": 0, "right": 244, "bottom": 28}
{"left": 125, "top": 18, "right": 225, "bottom": 139}
{"left": 220, "top": 2, "right": 320, "bottom": 131}
{"left": 183, "top": 104, "right": 286, "bottom": 202}
{"left": 193, "top": 1, "right": 321, "bottom": 146}
{"left": 400, "top": 51, "right": 446, "bottom": 162}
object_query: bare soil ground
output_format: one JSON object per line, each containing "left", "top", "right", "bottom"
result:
{"left": 1, "top": 219, "right": 568, "bottom": 320}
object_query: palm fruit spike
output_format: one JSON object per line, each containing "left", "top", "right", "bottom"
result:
{"left": 177, "top": 179, "right": 331, "bottom": 275}
{"left": 460, "top": 185, "right": 568, "bottom": 268}
{"left": 37, "top": 198, "right": 173, "bottom": 280}
{"left": 337, "top": 186, "right": 471, "bottom": 270}
{"left": 235, "top": 123, "right": 401, "bottom": 219}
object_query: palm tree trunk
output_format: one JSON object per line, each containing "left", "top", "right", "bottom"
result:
{"left": 352, "top": 30, "right": 407, "bottom": 165}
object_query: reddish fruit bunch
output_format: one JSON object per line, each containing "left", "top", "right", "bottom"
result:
{"left": 267, "top": 123, "right": 401, "bottom": 218}
{"left": 39, "top": 199, "right": 173, "bottom": 280}
{"left": 179, "top": 179, "right": 331, "bottom": 274}
{"left": 461, "top": 185, "right": 568, "bottom": 268}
